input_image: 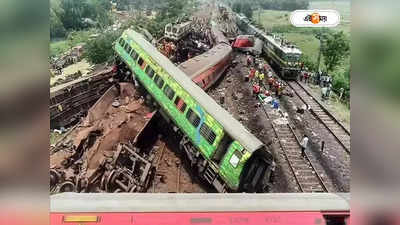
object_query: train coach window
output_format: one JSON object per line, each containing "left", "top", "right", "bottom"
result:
{"left": 154, "top": 74, "right": 164, "bottom": 89}
{"left": 137, "top": 57, "right": 144, "bottom": 67}
{"left": 229, "top": 150, "right": 242, "bottom": 168}
{"left": 174, "top": 97, "right": 187, "bottom": 113}
{"left": 200, "top": 123, "right": 216, "bottom": 145}
{"left": 186, "top": 109, "right": 200, "bottom": 128}
{"left": 130, "top": 50, "right": 138, "bottom": 61}
{"left": 145, "top": 66, "right": 155, "bottom": 79}
{"left": 126, "top": 45, "right": 132, "bottom": 55}
{"left": 119, "top": 38, "right": 125, "bottom": 47}
{"left": 163, "top": 85, "right": 175, "bottom": 100}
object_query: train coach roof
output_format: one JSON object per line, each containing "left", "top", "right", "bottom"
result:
{"left": 178, "top": 43, "right": 231, "bottom": 79}
{"left": 126, "top": 29, "right": 264, "bottom": 152}
{"left": 246, "top": 23, "right": 302, "bottom": 55}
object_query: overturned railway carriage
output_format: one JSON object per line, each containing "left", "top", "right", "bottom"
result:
{"left": 114, "top": 29, "right": 274, "bottom": 192}
{"left": 178, "top": 24, "right": 232, "bottom": 90}
{"left": 235, "top": 14, "right": 302, "bottom": 80}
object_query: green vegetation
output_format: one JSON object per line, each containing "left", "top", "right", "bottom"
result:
{"left": 49, "top": 30, "right": 94, "bottom": 57}
{"left": 50, "top": 40, "right": 69, "bottom": 57}
{"left": 232, "top": 2, "right": 253, "bottom": 18}
{"left": 50, "top": 0, "right": 193, "bottom": 60}
{"left": 253, "top": 1, "right": 351, "bottom": 105}
{"left": 321, "top": 31, "right": 350, "bottom": 72}
{"left": 83, "top": 30, "right": 121, "bottom": 64}
{"left": 228, "top": 0, "right": 309, "bottom": 12}
{"left": 50, "top": 0, "right": 112, "bottom": 39}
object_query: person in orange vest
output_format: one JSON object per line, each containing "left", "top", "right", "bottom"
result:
{"left": 249, "top": 68, "right": 256, "bottom": 82}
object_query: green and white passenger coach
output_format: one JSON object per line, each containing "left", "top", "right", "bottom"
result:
{"left": 113, "top": 29, "right": 275, "bottom": 193}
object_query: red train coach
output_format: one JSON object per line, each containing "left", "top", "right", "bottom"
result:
{"left": 178, "top": 43, "right": 232, "bottom": 90}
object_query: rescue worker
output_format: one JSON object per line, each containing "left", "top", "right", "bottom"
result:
{"left": 268, "top": 77, "right": 275, "bottom": 89}
{"left": 273, "top": 81, "right": 280, "bottom": 96}
{"left": 268, "top": 70, "right": 273, "bottom": 78}
{"left": 252, "top": 83, "right": 261, "bottom": 96}
{"left": 275, "top": 82, "right": 281, "bottom": 97}
{"left": 301, "top": 135, "right": 309, "bottom": 157}
{"left": 278, "top": 84, "right": 284, "bottom": 98}
{"left": 327, "top": 81, "right": 332, "bottom": 98}
{"left": 259, "top": 72, "right": 265, "bottom": 86}
{"left": 321, "top": 86, "right": 328, "bottom": 101}
{"left": 247, "top": 54, "right": 253, "bottom": 66}
{"left": 304, "top": 72, "right": 309, "bottom": 84}
{"left": 255, "top": 70, "right": 260, "bottom": 83}
{"left": 249, "top": 68, "right": 256, "bottom": 82}
{"left": 263, "top": 64, "right": 269, "bottom": 74}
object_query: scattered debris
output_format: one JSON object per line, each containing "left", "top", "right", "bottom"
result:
{"left": 50, "top": 83, "right": 155, "bottom": 194}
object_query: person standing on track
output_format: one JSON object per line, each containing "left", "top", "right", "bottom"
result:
{"left": 301, "top": 135, "right": 309, "bottom": 157}
{"left": 252, "top": 83, "right": 261, "bottom": 96}
{"left": 255, "top": 70, "right": 260, "bottom": 82}
{"left": 259, "top": 72, "right": 265, "bottom": 86}
{"left": 268, "top": 77, "right": 274, "bottom": 89}
{"left": 249, "top": 67, "right": 256, "bottom": 82}
{"left": 247, "top": 54, "right": 253, "bottom": 66}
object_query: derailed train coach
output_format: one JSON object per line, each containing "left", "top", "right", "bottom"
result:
{"left": 113, "top": 29, "right": 275, "bottom": 193}
{"left": 235, "top": 13, "right": 303, "bottom": 80}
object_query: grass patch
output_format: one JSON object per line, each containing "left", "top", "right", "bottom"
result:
{"left": 50, "top": 40, "right": 69, "bottom": 58}
{"left": 50, "top": 29, "right": 96, "bottom": 57}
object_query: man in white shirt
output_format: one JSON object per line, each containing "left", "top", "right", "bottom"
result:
{"left": 301, "top": 135, "right": 309, "bottom": 157}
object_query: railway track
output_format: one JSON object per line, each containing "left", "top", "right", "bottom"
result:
{"left": 287, "top": 81, "right": 351, "bottom": 154}
{"left": 257, "top": 93, "right": 329, "bottom": 192}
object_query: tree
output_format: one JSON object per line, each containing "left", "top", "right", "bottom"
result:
{"left": 321, "top": 31, "right": 350, "bottom": 72}
{"left": 232, "top": 1, "right": 241, "bottom": 13}
{"left": 83, "top": 30, "right": 122, "bottom": 64}
{"left": 241, "top": 2, "right": 253, "bottom": 19}
{"left": 50, "top": 0, "right": 66, "bottom": 38}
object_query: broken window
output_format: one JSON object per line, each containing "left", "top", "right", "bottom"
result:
{"left": 154, "top": 75, "right": 164, "bottom": 89}
{"left": 186, "top": 109, "right": 200, "bottom": 128}
{"left": 174, "top": 97, "right": 186, "bottom": 113}
{"left": 163, "top": 85, "right": 175, "bottom": 100}
{"left": 200, "top": 123, "right": 216, "bottom": 145}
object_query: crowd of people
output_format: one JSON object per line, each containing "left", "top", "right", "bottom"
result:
{"left": 245, "top": 54, "right": 313, "bottom": 158}
{"left": 246, "top": 54, "right": 290, "bottom": 102}
{"left": 299, "top": 70, "right": 333, "bottom": 101}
